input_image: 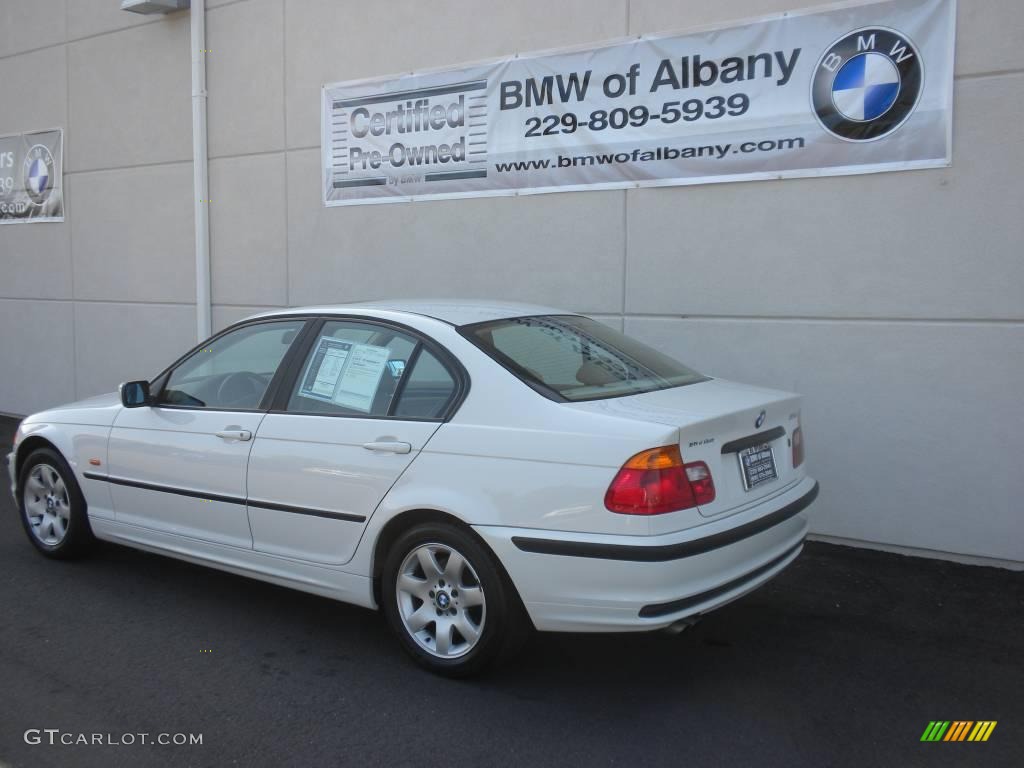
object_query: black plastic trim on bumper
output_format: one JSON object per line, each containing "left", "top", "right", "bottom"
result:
{"left": 511, "top": 481, "right": 818, "bottom": 562}
{"left": 720, "top": 426, "right": 786, "bottom": 455}
{"left": 638, "top": 540, "right": 805, "bottom": 618}
{"left": 82, "top": 472, "right": 366, "bottom": 523}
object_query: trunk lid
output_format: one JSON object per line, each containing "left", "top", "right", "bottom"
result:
{"left": 567, "top": 378, "right": 805, "bottom": 521}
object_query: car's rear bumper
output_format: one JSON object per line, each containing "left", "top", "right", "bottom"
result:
{"left": 474, "top": 476, "right": 817, "bottom": 632}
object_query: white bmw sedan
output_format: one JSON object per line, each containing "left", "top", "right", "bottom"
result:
{"left": 7, "top": 300, "right": 817, "bottom": 676}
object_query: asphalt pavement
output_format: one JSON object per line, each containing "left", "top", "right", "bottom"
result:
{"left": 0, "top": 415, "right": 1021, "bottom": 767}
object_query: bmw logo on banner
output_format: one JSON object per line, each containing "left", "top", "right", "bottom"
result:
{"left": 812, "top": 28, "right": 924, "bottom": 142}
{"left": 24, "top": 144, "right": 55, "bottom": 204}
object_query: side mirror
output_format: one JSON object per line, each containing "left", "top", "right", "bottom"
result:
{"left": 120, "top": 380, "right": 152, "bottom": 408}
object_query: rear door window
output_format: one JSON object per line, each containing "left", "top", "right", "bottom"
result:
{"left": 286, "top": 321, "right": 416, "bottom": 416}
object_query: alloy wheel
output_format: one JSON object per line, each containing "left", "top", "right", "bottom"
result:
{"left": 395, "top": 542, "right": 487, "bottom": 659}
{"left": 23, "top": 463, "right": 71, "bottom": 547}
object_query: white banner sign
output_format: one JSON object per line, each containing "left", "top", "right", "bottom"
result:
{"left": 0, "top": 128, "right": 63, "bottom": 223}
{"left": 322, "top": 0, "right": 955, "bottom": 206}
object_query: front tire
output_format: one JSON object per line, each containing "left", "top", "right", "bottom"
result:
{"left": 18, "top": 447, "right": 94, "bottom": 559}
{"left": 381, "top": 522, "right": 526, "bottom": 677}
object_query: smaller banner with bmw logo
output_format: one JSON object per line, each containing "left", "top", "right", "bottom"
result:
{"left": 322, "top": 0, "right": 955, "bottom": 206}
{"left": 0, "top": 128, "right": 63, "bottom": 223}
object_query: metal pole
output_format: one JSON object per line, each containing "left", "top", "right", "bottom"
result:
{"left": 191, "top": 0, "right": 211, "bottom": 341}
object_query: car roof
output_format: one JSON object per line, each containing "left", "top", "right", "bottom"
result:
{"left": 248, "top": 299, "right": 575, "bottom": 327}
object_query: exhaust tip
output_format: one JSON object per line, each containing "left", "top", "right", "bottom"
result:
{"left": 662, "top": 616, "right": 702, "bottom": 635}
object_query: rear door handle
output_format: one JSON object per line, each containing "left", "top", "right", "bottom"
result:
{"left": 363, "top": 441, "right": 412, "bottom": 454}
{"left": 215, "top": 429, "right": 252, "bottom": 441}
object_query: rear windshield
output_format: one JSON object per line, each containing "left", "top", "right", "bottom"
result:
{"left": 464, "top": 315, "right": 708, "bottom": 402}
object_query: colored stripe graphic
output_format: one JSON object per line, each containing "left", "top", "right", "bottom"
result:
{"left": 921, "top": 721, "right": 996, "bottom": 742}
{"left": 968, "top": 722, "right": 997, "bottom": 742}
{"left": 944, "top": 721, "right": 972, "bottom": 741}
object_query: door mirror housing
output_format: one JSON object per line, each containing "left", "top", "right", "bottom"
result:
{"left": 120, "top": 380, "right": 152, "bottom": 408}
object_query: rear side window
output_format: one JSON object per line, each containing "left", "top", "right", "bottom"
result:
{"left": 465, "top": 315, "right": 706, "bottom": 402}
{"left": 393, "top": 349, "right": 456, "bottom": 419}
{"left": 285, "top": 320, "right": 458, "bottom": 420}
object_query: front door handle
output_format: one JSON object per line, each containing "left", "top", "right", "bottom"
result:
{"left": 215, "top": 429, "right": 252, "bottom": 441}
{"left": 363, "top": 441, "right": 412, "bottom": 454}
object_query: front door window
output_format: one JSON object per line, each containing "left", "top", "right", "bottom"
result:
{"left": 159, "top": 321, "right": 304, "bottom": 410}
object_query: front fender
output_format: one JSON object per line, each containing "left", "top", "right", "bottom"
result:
{"left": 15, "top": 421, "right": 114, "bottom": 520}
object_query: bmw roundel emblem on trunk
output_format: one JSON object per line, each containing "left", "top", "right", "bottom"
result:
{"left": 755, "top": 410, "right": 766, "bottom": 429}
{"left": 811, "top": 28, "right": 923, "bottom": 142}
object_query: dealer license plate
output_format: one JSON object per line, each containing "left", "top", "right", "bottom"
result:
{"left": 739, "top": 443, "right": 777, "bottom": 490}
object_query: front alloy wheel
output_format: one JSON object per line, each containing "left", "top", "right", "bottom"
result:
{"left": 18, "top": 447, "right": 93, "bottom": 559}
{"left": 24, "top": 463, "right": 71, "bottom": 546}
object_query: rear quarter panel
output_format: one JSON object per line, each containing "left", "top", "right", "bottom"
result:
{"left": 346, "top": 392, "right": 681, "bottom": 577}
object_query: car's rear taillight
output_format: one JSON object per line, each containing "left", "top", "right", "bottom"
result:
{"left": 605, "top": 445, "right": 715, "bottom": 515}
{"left": 792, "top": 425, "right": 805, "bottom": 468}
{"left": 684, "top": 461, "right": 715, "bottom": 504}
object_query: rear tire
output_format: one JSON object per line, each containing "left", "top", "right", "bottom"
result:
{"left": 381, "top": 522, "right": 527, "bottom": 677}
{"left": 18, "top": 447, "right": 94, "bottom": 559}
